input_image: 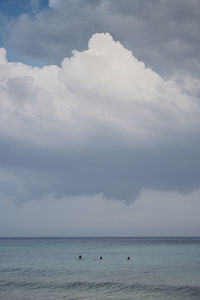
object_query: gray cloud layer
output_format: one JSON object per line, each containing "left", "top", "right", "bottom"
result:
{"left": 2, "top": 0, "right": 200, "bottom": 76}
{"left": 1, "top": 135, "right": 200, "bottom": 204}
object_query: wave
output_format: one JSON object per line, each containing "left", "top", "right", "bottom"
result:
{"left": 1, "top": 280, "right": 200, "bottom": 298}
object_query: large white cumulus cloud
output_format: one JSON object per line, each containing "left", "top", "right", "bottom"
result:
{"left": 0, "top": 33, "right": 199, "bottom": 146}
{"left": 0, "top": 33, "right": 200, "bottom": 202}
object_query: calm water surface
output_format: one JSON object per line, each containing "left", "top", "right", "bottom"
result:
{"left": 0, "top": 237, "right": 200, "bottom": 299}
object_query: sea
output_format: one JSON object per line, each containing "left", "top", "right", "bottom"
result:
{"left": 0, "top": 237, "right": 200, "bottom": 300}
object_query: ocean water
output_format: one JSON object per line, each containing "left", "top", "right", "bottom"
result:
{"left": 0, "top": 237, "right": 200, "bottom": 300}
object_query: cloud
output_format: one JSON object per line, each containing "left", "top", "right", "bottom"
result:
{"left": 2, "top": 0, "right": 200, "bottom": 76}
{"left": 0, "top": 33, "right": 200, "bottom": 204}
{"left": 48, "top": 0, "right": 61, "bottom": 8}
{"left": 1, "top": 189, "right": 200, "bottom": 236}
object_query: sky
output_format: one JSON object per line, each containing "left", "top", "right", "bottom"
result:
{"left": 0, "top": 0, "right": 200, "bottom": 237}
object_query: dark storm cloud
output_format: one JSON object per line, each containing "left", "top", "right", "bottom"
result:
{"left": 1, "top": 132, "right": 200, "bottom": 204}
{"left": 2, "top": 0, "right": 200, "bottom": 75}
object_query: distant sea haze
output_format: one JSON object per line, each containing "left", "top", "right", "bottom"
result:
{"left": 0, "top": 237, "right": 200, "bottom": 299}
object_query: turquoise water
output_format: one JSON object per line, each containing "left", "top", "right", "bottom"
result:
{"left": 0, "top": 237, "right": 200, "bottom": 299}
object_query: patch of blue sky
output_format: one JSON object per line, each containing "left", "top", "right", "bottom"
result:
{"left": 0, "top": 0, "right": 49, "bottom": 66}
{"left": 0, "top": 0, "right": 49, "bottom": 18}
